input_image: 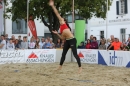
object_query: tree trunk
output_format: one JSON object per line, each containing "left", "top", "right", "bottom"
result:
{"left": 41, "top": 11, "right": 60, "bottom": 44}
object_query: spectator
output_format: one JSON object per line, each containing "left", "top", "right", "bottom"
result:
{"left": 42, "top": 39, "right": 51, "bottom": 49}
{"left": 55, "top": 38, "right": 61, "bottom": 48}
{"left": 106, "top": 38, "right": 111, "bottom": 48}
{"left": 15, "top": 39, "right": 20, "bottom": 49}
{"left": 35, "top": 38, "right": 40, "bottom": 49}
{"left": 85, "top": 39, "right": 91, "bottom": 49}
{"left": 107, "top": 35, "right": 114, "bottom": 50}
{"left": 108, "top": 38, "right": 122, "bottom": 50}
{"left": 5, "top": 34, "right": 9, "bottom": 43}
{"left": 20, "top": 36, "right": 28, "bottom": 49}
{"left": 28, "top": 37, "right": 36, "bottom": 49}
{"left": 11, "top": 35, "right": 16, "bottom": 44}
{"left": 39, "top": 37, "right": 45, "bottom": 49}
{"left": 125, "top": 37, "right": 130, "bottom": 51}
{"left": 90, "top": 35, "right": 93, "bottom": 42}
{"left": 78, "top": 42, "right": 85, "bottom": 49}
{"left": 6, "top": 38, "right": 15, "bottom": 50}
{"left": 50, "top": 38, "right": 55, "bottom": 49}
{"left": 91, "top": 37, "right": 98, "bottom": 49}
{"left": 0, "top": 35, "right": 6, "bottom": 50}
{"left": 47, "top": 37, "right": 50, "bottom": 42}
{"left": 61, "top": 40, "right": 65, "bottom": 48}
{"left": 120, "top": 43, "right": 125, "bottom": 51}
{"left": 99, "top": 40, "right": 106, "bottom": 50}
{"left": 18, "top": 35, "right": 22, "bottom": 45}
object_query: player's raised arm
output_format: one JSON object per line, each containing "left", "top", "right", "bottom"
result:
{"left": 49, "top": 0, "right": 64, "bottom": 24}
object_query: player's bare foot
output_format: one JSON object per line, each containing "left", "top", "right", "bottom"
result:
{"left": 78, "top": 67, "right": 82, "bottom": 74}
{"left": 55, "top": 65, "right": 62, "bottom": 71}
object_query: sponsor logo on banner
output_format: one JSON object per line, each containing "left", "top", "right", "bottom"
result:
{"left": 0, "top": 50, "right": 25, "bottom": 64}
{"left": 109, "top": 51, "right": 123, "bottom": 66}
{"left": 26, "top": 49, "right": 56, "bottom": 63}
{"left": 77, "top": 49, "right": 98, "bottom": 64}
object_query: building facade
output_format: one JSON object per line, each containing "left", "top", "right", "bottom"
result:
{"left": 88, "top": 0, "right": 130, "bottom": 42}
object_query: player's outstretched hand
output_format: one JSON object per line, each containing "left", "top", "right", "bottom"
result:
{"left": 49, "top": 0, "right": 54, "bottom": 6}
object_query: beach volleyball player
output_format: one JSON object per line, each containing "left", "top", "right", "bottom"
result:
{"left": 49, "top": 0, "right": 82, "bottom": 73}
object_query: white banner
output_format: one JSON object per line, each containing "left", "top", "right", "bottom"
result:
{"left": 25, "top": 49, "right": 56, "bottom": 63}
{"left": 0, "top": 50, "right": 25, "bottom": 64}
{"left": 98, "top": 50, "right": 130, "bottom": 67}
{"left": 76, "top": 49, "right": 98, "bottom": 64}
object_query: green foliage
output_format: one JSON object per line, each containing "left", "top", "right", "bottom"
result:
{"left": 4, "top": 0, "right": 112, "bottom": 43}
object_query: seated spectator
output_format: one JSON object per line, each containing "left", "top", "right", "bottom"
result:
{"left": 6, "top": 38, "right": 15, "bottom": 50}
{"left": 50, "top": 38, "right": 55, "bottom": 49}
{"left": 42, "top": 39, "right": 51, "bottom": 49}
{"left": 108, "top": 38, "right": 122, "bottom": 50}
{"left": 61, "top": 40, "right": 65, "bottom": 48}
{"left": 20, "top": 36, "right": 28, "bottom": 49}
{"left": 15, "top": 39, "right": 20, "bottom": 49}
{"left": 78, "top": 42, "right": 85, "bottom": 49}
{"left": 99, "top": 40, "right": 106, "bottom": 50}
{"left": 55, "top": 38, "right": 61, "bottom": 48}
{"left": 91, "top": 37, "right": 98, "bottom": 49}
{"left": 85, "top": 39, "right": 91, "bottom": 49}
{"left": 28, "top": 37, "right": 36, "bottom": 49}
{"left": 35, "top": 38, "right": 40, "bottom": 49}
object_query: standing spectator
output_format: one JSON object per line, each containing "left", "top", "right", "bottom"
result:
{"left": 99, "top": 40, "right": 106, "bottom": 50}
{"left": 28, "top": 37, "right": 36, "bottom": 49}
{"left": 15, "top": 39, "right": 20, "bottom": 49}
{"left": 106, "top": 38, "right": 111, "bottom": 48}
{"left": 11, "top": 35, "right": 16, "bottom": 44}
{"left": 47, "top": 36, "right": 51, "bottom": 42}
{"left": 39, "top": 37, "right": 45, "bottom": 49}
{"left": 125, "top": 37, "right": 130, "bottom": 51}
{"left": 20, "top": 36, "right": 28, "bottom": 49}
{"left": 90, "top": 35, "right": 93, "bottom": 42}
{"left": 50, "top": 38, "right": 55, "bottom": 49}
{"left": 18, "top": 35, "right": 22, "bottom": 45}
{"left": 55, "top": 38, "right": 61, "bottom": 48}
{"left": 120, "top": 43, "right": 125, "bottom": 51}
{"left": 5, "top": 34, "right": 9, "bottom": 43}
{"left": 91, "top": 37, "right": 98, "bottom": 49}
{"left": 61, "top": 40, "right": 65, "bottom": 48}
{"left": 0, "top": 35, "right": 6, "bottom": 50}
{"left": 108, "top": 38, "right": 122, "bottom": 50}
{"left": 35, "top": 38, "right": 40, "bottom": 49}
{"left": 85, "top": 39, "right": 91, "bottom": 49}
{"left": 6, "top": 39, "right": 15, "bottom": 50}
{"left": 42, "top": 39, "right": 51, "bottom": 49}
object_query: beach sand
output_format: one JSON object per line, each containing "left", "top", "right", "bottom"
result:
{"left": 0, "top": 62, "right": 130, "bottom": 86}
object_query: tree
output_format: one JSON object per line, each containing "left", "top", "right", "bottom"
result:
{"left": 4, "top": 0, "right": 112, "bottom": 43}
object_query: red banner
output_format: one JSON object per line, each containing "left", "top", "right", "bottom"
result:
{"left": 28, "top": 20, "right": 37, "bottom": 39}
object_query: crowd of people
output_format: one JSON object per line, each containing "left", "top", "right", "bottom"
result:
{"left": 78, "top": 35, "right": 130, "bottom": 51}
{"left": 0, "top": 34, "right": 65, "bottom": 50}
{"left": 0, "top": 34, "right": 130, "bottom": 51}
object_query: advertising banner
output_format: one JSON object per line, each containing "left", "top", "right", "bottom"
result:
{"left": 0, "top": 50, "right": 25, "bottom": 64}
{"left": 98, "top": 50, "right": 130, "bottom": 67}
{"left": 76, "top": 49, "right": 98, "bottom": 64}
{"left": 25, "top": 49, "right": 56, "bottom": 63}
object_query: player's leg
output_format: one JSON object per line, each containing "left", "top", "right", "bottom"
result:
{"left": 69, "top": 38, "right": 82, "bottom": 73}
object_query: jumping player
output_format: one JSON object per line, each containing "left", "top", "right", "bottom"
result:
{"left": 49, "top": 0, "right": 82, "bottom": 73}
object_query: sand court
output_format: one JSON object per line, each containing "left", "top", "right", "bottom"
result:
{"left": 0, "top": 63, "right": 130, "bottom": 86}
